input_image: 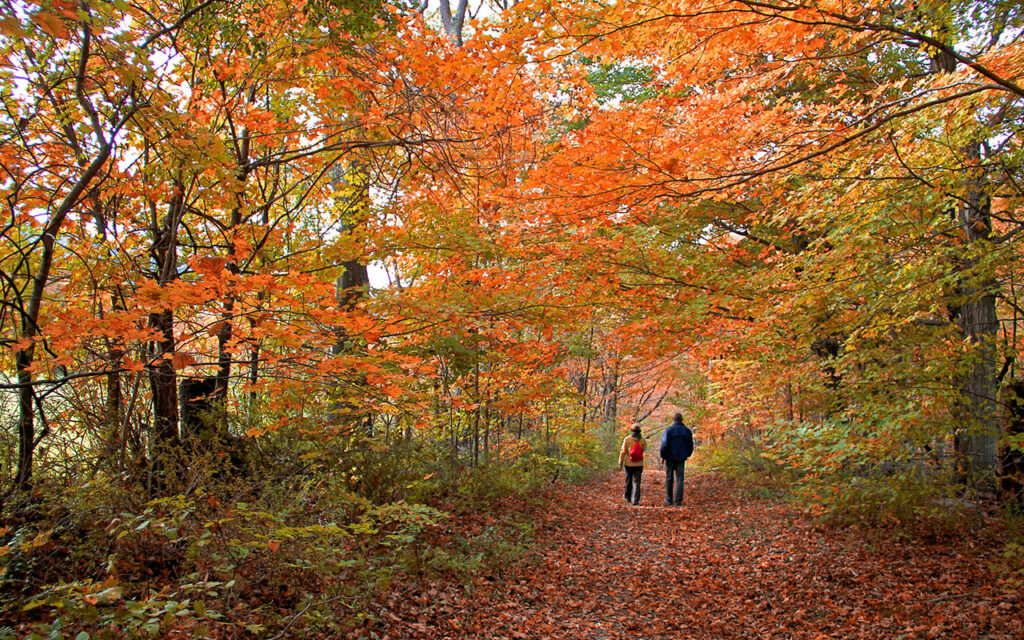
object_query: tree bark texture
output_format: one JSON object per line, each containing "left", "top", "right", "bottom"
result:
{"left": 953, "top": 142, "right": 999, "bottom": 482}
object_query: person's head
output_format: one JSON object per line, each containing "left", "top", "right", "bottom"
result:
{"left": 673, "top": 413, "right": 683, "bottom": 424}
{"left": 631, "top": 424, "right": 642, "bottom": 438}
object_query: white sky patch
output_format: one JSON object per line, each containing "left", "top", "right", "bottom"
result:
{"left": 367, "top": 261, "right": 393, "bottom": 289}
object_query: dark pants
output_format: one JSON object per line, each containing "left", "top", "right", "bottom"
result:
{"left": 665, "top": 459, "right": 686, "bottom": 504}
{"left": 624, "top": 466, "right": 643, "bottom": 505}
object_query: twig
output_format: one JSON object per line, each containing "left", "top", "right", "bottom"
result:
{"left": 267, "top": 593, "right": 355, "bottom": 640}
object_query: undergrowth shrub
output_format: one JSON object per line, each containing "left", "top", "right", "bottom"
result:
{"left": 0, "top": 433, "right": 578, "bottom": 638}
{"left": 701, "top": 420, "right": 978, "bottom": 534}
{"left": 698, "top": 437, "right": 793, "bottom": 500}
{"left": 760, "top": 419, "right": 969, "bottom": 531}
{"left": 992, "top": 508, "right": 1024, "bottom": 593}
{"left": 1, "top": 471, "right": 446, "bottom": 639}
{"left": 594, "top": 428, "right": 624, "bottom": 470}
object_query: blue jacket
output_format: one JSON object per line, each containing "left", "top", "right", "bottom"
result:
{"left": 661, "top": 419, "right": 694, "bottom": 462}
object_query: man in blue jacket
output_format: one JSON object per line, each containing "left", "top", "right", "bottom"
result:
{"left": 660, "top": 413, "right": 694, "bottom": 506}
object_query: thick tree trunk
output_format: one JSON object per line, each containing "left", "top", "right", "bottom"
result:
{"left": 329, "top": 159, "right": 371, "bottom": 429}
{"left": 955, "top": 293, "right": 999, "bottom": 479}
{"left": 147, "top": 188, "right": 184, "bottom": 460}
{"left": 148, "top": 308, "right": 179, "bottom": 447}
{"left": 925, "top": 46, "right": 1000, "bottom": 484}
{"left": 953, "top": 143, "right": 998, "bottom": 482}
{"left": 337, "top": 256, "right": 370, "bottom": 310}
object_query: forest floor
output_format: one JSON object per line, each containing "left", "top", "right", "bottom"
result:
{"left": 365, "top": 469, "right": 1024, "bottom": 640}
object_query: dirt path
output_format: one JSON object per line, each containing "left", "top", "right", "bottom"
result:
{"left": 370, "top": 469, "right": 1023, "bottom": 640}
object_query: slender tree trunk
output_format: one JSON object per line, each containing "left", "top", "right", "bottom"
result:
{"left": 12, "top": 146, "right": 114, "bottom": 491}
{"left": 105, "top": 345, "right": 123, "bottom": 461}
{"left": 482, "top": 401, "right": 490, "bottom": 465}
{"left": 580, "top": 325, "right": 593, "bottom": 430}
{"left": 245, "top": 200, "right": 271, "bottom": 427}
{"left": 602, "top": 367, "right": 619, "bottom": 433}
{"left": 102, "top": 288, "right": 126, "bottom": 467}
{"left": 785, "top": 382, "right": 794, "bottom": 423}
{"left": 247, "top": 341, "right": 260, "bottom": 428}
{"left": 119, "top": 372, "right": 144, "bottom": 470}
{"left": 214, "top": 121, "right": 252, "bottom": 402}
{"left": 15, "top": 350, "right": 35, "bottom": 490}
{"left": 544, "top": 408, "right": 550, "bottom": 450}
{"left": 7, "top": 26, "right": 126, "bottom": 493}
{"left": 472, "top": 358, "right": 480, "bottom": 467}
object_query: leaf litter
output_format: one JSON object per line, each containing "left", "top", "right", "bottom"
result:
{"left": 362, "top": 470, "right": 1023, "bottom": 640}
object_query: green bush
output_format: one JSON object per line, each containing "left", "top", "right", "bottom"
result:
{"left": 1, "top": 471, "right": 448, "bottom": 639}
{"left": 701, "top": 422, "right": 974, "bottom": 534}
{"left": 699, "top": 437, "right": 793, "bottom": 494}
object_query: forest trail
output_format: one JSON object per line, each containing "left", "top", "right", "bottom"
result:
{"left": 370, "top": 469, "right": 1023, "bottom": 640}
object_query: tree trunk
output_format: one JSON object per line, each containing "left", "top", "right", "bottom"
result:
{"left": 148, "top": 308, "right": 179, "bottom": 447}
{"left": 11, "top": 145, "right": 113, "bottom": 491}
{"left": 955, "top": 293, "right": 999, "bottom": 479}
{"left": 329, "top": 160, "right": 371, "bottom": 429}
{"left": 147, "top": 188, "right": 185, "bottom": 460}
{"left": 247, "top": 340, "right": 260, "bottom": 428}
{"left": 922, "top": 25, "right": 1000, "bottom": 484}
{"left": 15, "top": 350, "right": 35, "bottom": 490}
{"left": 472, "top": 358, "right": 480, "bottom": 467}
{"left": 602, "top": 368, "right": 619, "bottom": 432}
{"left": 482, "top": 401, "right": 490, "bottom": 465}
{"left": 953, "top": 143, "right": 998, "bottom": 482}
{"left": 214, "top": 124, "right": 252, "bottom": 403}
{"left": 580, "top": 325, "right": 593, "bottom": 430}
{"left": 102, "top": 291, "right": 126, "bottom": 468}
{"left": 105, "top": 350, "right": 123, "bottom": 464}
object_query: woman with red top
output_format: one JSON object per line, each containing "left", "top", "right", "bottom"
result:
{"left": 618, "top": 424, "right": 646, "bottom": 505}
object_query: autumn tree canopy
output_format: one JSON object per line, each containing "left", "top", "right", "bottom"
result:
{"left": 1, "top": 0, "right": 1022, "bottom": 512}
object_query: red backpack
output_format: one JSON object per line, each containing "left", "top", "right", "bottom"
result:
{"left": 628, "top": 439, "right": 644, "bottom": 462}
